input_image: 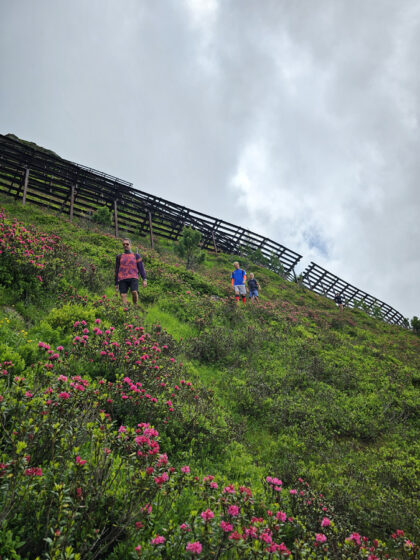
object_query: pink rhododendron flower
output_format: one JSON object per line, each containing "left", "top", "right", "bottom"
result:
{"left": 58, "top": 392, "right": 70, "bottom": 399}
{"left": 315, "top": 533, "right": 327, "bottom": 543}
{"left": 259, "top": 531, "right": 273, "bottom": 544}
{"left": 200, "top": 509, "right": 214, "bottom": 521}
{"left": 154, "top": 472, "right": 169, "bottom": 486}
{"left": 346, "top": 532, "right": 361, "bottom": 546}
{"left": 180, "top": 523, "right": 191, "bottom": 532}
{"left": 276, "top": 511, "right": 287, "bottom": 522}
{"left": 141, "top": 504, "right": 152, "bottom": 515}
{"left": 24, "top": 467, "right": 43, "bottom": 476}
{"left": 239, "top": 486, "right": 252, "bottom": 498}
{"left": 266, "top": 476, "right": 282, "bottom": 486}
{"left": 267, "top": 543, "right": 290, "bottom": 555}
{"left": 289, "top": 489, "right": 297, "bottom": 495}
{"left": 151, "top": 535, "right": 165, "bottom": 545}
{"left": 157, "top": 453, "right": 168, "bottom": 466}
{"left": 220, "top": 521, "right": 234, "bottom": 532}
{"left": 228, "top": 505, "right": 240, "bottom": 517}
{"left": 75, "top": 456, "right": 87, "bottom": 466}
{"left": 186, "top": 541, "right": 202, "bottom": 555}
{"left": 181, "top": 465, "right": 190, "bottom": 474}
{"left": 321, "top": 517, "right": 331, "bottom": 527}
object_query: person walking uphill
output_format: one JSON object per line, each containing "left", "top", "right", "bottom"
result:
{"left": 247, "top": 273, "right": 260, "bottom": 303}
{"left": 231, "top": 261, "right": 247, "bottom": 303}
{"left": 115, "top": 238, "right": 147, "bottom": 306}
{"left": 334, "top": 292, "right": 344, "bottom": 312}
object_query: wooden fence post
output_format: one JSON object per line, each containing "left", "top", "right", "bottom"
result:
{"left": 22, "top": 167, "right": 30, "bottom": 206}
{"left": 212, "top": 231, "right": 218, "bottom": 252}
{"left": 148, "top": 211, "right": 154, "bottom": 249}
{"left": 69, "top": 184, "right": 76, "bottom": 222}
{"left": 114, "top": 200, "right": 119, "bottom": 238}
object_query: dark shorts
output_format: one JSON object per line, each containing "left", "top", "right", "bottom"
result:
{"left": 118, "top": 278, "right": 139, "bottom": 294}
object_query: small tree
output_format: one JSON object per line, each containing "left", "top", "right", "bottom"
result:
{"left": 92, "top": 205, "right": 112, "bottom": 226}
{"left": 175, "top": 227, "right": 205, "bottom": 269}
{"left": 371, "top": 305, "right": 383, "bottom": 319}
{"left": 293, "top": 273, "right": 305, "bottom": 290}
{"left": 241, "top": 244, "right": 268, "bottom": 267}
{"left": 268, "top": 253, "right": 286, "bottom": 277}
{"left": 411, "top": 316, "right": 420, "bottom": 335}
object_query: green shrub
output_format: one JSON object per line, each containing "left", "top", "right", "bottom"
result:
{"left": 91, "top": 205, "right": 112, "bottom": 226}
{"left": 174, "top": 227, "right": 205, "bottom": 269}
{"left": 411, "top": 316, "right": 420, "bottom": 335}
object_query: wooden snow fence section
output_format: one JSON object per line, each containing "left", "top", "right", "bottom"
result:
{"left": 0, "top": 134, "right": 301, "bottom": 273}
{"left": 301, "top": 262, "right": 405, "bottom": 326}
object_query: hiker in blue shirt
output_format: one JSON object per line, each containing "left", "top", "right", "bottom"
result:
{"left": 247, "top": 273, "right": 260, "bottom": 303}
{"left": 231, "top": 261, "right": 247, "bottom": 303}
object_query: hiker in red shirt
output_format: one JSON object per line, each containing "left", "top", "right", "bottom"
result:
{"left": 115, "top": 238, "right": 147, "bottom": 305}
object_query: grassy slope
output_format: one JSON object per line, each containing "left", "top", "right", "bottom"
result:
{"left": 1, "top": 195, "right": 419, "bottom": 543}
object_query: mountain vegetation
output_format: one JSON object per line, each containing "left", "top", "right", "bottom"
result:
{"left": 0, "top": 195, "right": 418, "bottom": 559}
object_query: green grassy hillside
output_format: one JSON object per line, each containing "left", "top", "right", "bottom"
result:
{"left": 0, "top": 196, "right": 418, "bottom": 559}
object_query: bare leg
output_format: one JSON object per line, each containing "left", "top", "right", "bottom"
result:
{"left": 121, "top": 293, "right": 129, "bottom": 306}
{"left": 132, "top": 291, "right": 139, "bottom": 305}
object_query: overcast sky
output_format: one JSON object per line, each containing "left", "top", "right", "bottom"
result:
{"left": 1, "top": 0, "right": 419, "bottom": 318}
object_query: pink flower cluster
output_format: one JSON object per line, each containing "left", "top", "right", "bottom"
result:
{"left": 266, "top": 475, "right": 283, "bottom": 491}
{"left": 186, "top": 541, "right": 202, "bottom": 555}
{"left": 201, "top": 509, "right": 215, "bottom": 522}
